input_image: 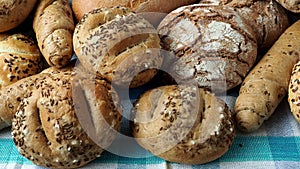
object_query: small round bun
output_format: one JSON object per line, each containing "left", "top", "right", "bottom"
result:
{"left": 157, "top": 5, "right": 257, "bottom": 93}
{"left": 288, "top": 61, "right": 300, "bottom": 123}
{"left": 73, "top": 6, "right": 163, "bottom": 88}
{"left": 131, "top": 85, "right": 235, "bottom": 164}
{"left": 0, "top": 33, "right": 43, "bottom": 89}
{"left": 0, "top": 0, "right": 37, "bottom": 32}
{"left": 12, "top": 67, "right": 122, "bottom": 168}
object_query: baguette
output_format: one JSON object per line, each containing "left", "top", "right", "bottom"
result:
{"left": 234, "top": 20, "right": 300, "bottom": 132}
{"left": 33, "top": 0, "right": 74, "bottom": 68}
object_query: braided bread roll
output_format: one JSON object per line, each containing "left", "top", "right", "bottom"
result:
{"left": 33, "top": 0, "right": 75, "bottom": 68}
{"left": 9, "top": 65, "right": 122, "bottom": 168}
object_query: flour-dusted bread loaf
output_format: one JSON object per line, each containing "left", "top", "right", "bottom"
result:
{"left": 131, "top": 85, "right": 235, "bottom": 164}
{"left": 0, "top": 33, "right": 43, "bottom": 89}
{"left": 157, "top": 5, "right": 257, "bottom": 93}
{"left": 33, "top": 0, "right": 75, "bottom": 68}
{"left": 0, "top": 0, "right": 37, "bottom": 32}
{"left": 224, "top": 0, "right": 290, "bottom": 50}
{"left": 72, "top": 0, "right": 198, "bottom": 25}
{"left": 73, "top": 6, "right": 163, "bottom": 88}
{"left": 11, "top": 65, "right": 122, "bottom": 168}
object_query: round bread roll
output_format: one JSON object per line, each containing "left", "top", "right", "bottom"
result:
{"left": 131, "top": 85, "right": 235, "bottom": 164}
{"left": 224, "top": 0, "right": 290, "bottom": 50}
{"left": 73, "top": 6, "right": 163, "bottom": 88}
{"left": 0, "top": 0, "right": 37, "bottom": 32}
{"left": 0, "top": 33, "right": 43, "bottom": 89}
{"left": 11, "top": 66, "right": 122, "bottom": 168}
{"left": 157, "top": 5, "right": 257, "bottom": 93}
{"left": 71, "top": 0, "right": 198, "bottom": 24}
{"left": 288, "top": 60, "right": 300, "bottom": 123}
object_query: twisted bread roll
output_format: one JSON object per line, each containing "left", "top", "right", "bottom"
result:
{"left": 33, "top": 0, "right": 74, "bottom": 68}
{"left": 73, "top": 7, "right": 162, "bottom": 88}
{"left": 0, "top": 0, "right": 37, "bottom": 32}
{"left": 131, "top": 85, "right": 235, "bottom": 164}
{"left": 10, "top": 65, "right": 122, "bottom": 168}
{"left": 0, "top": 33, "right": 43, "bottom": 89}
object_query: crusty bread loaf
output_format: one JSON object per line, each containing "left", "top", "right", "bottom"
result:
{"left": 0, "top": 0, "right": 37, "bottom": 32}
{"left": 157, "top": 5, "right": 257, "bottom": 93}
{"left": 73, "top": 6, "right": 163, "bottom": 88}
{"left": 72, "top": 0, "right": 198, "bottom": 22}
{"left": 10, "top": 65, "right": 122, "bottom": 168}
{"left": 0, "top": 33, "right": 43, "bottom": 89}
{"left": 33, "top": 0, "right": 75, "bottom": 68}
{"left": 225, "top": 0, "right": 290, "bottom": 50}
{"left": 131, "top": 85, "right": 235, "bottom": 164}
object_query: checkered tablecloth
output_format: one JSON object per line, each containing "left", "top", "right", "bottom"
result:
{"left": 1, "top": 86, "right": 300, "bottom": 169}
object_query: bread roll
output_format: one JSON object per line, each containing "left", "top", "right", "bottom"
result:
{"left": 73, "top": 6, "right": 163, "bottom": 88}
{"left": 225, "top": 0, "right": 290, "bottom": 50}
{"left": 0, "top": 33, "right": 43, "bottom": 89}
{"left": 11, "top": 65, "right": 122, "bottom": 168}
{"left": 33, "top": 0, "right": 74, "bottom": 68}
{"left": 0, "top": 0, "right": 37, "bottom": 32}
{"left": 131, "top": 85, "right": 235, "bottom": 164}
{"left": 157, "top": 5, "right": 257, "bottom": 93}
{"left": 72, "top": 0, "right": 198, "bottom": 24}
{"left": 288, "top": 60, "right": 300, "bottom": 123}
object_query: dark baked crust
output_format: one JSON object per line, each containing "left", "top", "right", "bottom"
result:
{"left": 157, "top": 5, "right": 257, "bottom": 93}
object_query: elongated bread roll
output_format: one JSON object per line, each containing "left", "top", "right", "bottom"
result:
{"left": 33, "top": 0, "right": 74, "bottom": 68}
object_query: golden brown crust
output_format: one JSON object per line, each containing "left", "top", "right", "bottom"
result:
{"left": 0, "top": 33, "right": 43, "bottom": 89}
{"left": 0, "top": 0, "right": 37, "bottom": 32}
{"left": 11, "top": 66, "right": 122, "bottom": 168}
{"left": 288, "top": 61, "right": 300, "bottom": 123}
{"left": 71, "top": 0, "right": 198, "bottom": 22}
{"left": 131, "top": 85, "right": 235, "bottom": 164}
{"left": 73, "top": 6, "right": 162, "bottom": 88}
{"left": 33, "top": 0, "right": 74, "bottom": 68}
{"left": 234, "top": 20, "right": 300, "bottom": 132}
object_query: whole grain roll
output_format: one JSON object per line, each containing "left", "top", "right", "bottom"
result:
{"left": 131, "top": 85, "right": 235, "bottom": 164}
{"left": 0, "top": 33, "right": 43, "bottom": 89}
{"left": 11, "top": 66, "right": 122, "bottom": 168}
{"left": 157, "top": 5, "right": 257, "bottom": 93}
{"left": 0, "top": 0, "right": 37, "bottom": 32}
{"left": 288, "top": 60, "right": 300, "bottom": 123}
{"left": 73, "top": 6, "right": 163, "bottom": 88}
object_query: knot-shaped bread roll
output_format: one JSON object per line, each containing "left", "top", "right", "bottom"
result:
{"left": 73, "top": 6, "right": 163, "bottom": 88}
{"left": 0, "top": 64, "right": 122, "bottom": 168}
{"left": 131, "top": 85, "right": 235, "bottom": 164}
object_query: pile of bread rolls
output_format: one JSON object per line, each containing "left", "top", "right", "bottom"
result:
{"left": 0, "top": 0, "right": 299, "bottom": 168}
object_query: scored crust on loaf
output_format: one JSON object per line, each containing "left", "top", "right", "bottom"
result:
{"left": 0, "top": 34, "right": 43, "bottom": 89}
{"left": 131, "top": 85, "right": 235, "bottom": 164}
{"left": 12, "top": 68, "right": 122, "bottom": 168}
{"left": 289, "top": 61, "right": 300, "bottom": 123}
{"left": 157, "top": 5, "right": 257, "bottom": 93}
{"left": 73, "top": 6, "right": 162, "bottom": 88}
